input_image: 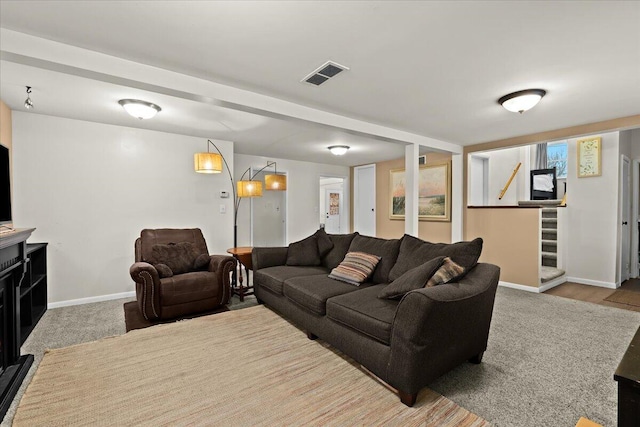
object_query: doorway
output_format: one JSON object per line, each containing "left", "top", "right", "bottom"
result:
{"left": 251, "top": 170, "right": 287, "bottom": 246}
{"left": 319, "top": 177, "right": 345, "bottom": 233}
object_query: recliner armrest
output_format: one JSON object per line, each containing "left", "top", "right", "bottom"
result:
{"left": 208, "top": 255, "right": 236, "bottom": 305}
{"left": 252, "top": 247, "right": 288, "bottom": 270}
{"left": 129, "top": 262, "right": 162, "bottom": 320}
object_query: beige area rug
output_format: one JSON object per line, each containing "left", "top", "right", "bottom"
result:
{"left": 14, "top": 305, "right": 489, "bottom": 426}
{"left": 604, "top": 289, "right": 640, "bottom": 307}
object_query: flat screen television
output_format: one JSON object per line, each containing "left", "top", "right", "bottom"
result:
{"left": 0, "top": 145, "right": 11, "bottom": 224}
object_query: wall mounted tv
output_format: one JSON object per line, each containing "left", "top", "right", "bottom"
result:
{"left": 0, "top": 144, "right": 11, "bottom": 224}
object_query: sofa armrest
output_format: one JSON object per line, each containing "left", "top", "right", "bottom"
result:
{"left": 386, "top": 263, "right": 500, "bottom": 393}
{"left": 251, "top": 247, "right": 288, "bottom": 270}
{"left": 129, "top": 262, "right": 162, "bottom": 321}
{"left": 208, "top": 255, "right": 236, "bottom": 305}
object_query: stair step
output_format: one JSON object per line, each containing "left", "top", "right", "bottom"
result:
{"left": 542, "top": 251, "right": 557, "bottom": 259}
{"left": 542, "top": 218, "right": 557, "bottom": 224}
{"left": 542, "top": 210, "right": 557, "bottom": 219}
{"left": 542, "top": 229, "right": 557, "bottom": 235}
{"left": 541, "top": 239, "right": 557, "bottom": 246}
{"left": 541, "top": 266, "right": 565, "bottom": 283}
{"left": 518, "top": 199, "right": 563, "bottom": 207}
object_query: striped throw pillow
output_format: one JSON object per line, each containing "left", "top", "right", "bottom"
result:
{"left": 328, "top": 252, "right": 381, "bottom": 286}
{"left": 425, "top": 257, "right": 465, "bottom": 287}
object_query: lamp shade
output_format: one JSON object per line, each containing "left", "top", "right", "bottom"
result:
{"left": 498, "top": 89, "right": 546, "bottom": 114}
{"left": 194, "top": 152, "right": 223, "bottom": 173}
{"left": 265, "top": 174, "right": 287, "bottom": 190}
{"left": 237, "top": 180, "right": 263, "bottom": 197}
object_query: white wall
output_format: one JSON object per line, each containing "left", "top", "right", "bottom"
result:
{"left": 565, "top": 132, "right": 620, "bottom": 287}
{"left": 629, "top": 128, "right": 640, "bottom": 160}
{"left": 235, "top": 154, "right": 350, "bottom": 246}
{"left": 12, "top": 113, "right": 234, "bottom": 304}
{"left": 475, "top": 146, "right": 528, "bottom": 205}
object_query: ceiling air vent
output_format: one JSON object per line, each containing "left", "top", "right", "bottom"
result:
{"left": 302, "top": 61, "right": 349, "bottom": 86}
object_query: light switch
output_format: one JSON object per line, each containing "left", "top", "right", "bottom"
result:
{"left": 220, "top": 204, "right": 226, "bottom": 214}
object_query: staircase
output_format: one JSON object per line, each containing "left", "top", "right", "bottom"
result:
{"left": 518, "top": 200, "right": 566, "bottom": 284}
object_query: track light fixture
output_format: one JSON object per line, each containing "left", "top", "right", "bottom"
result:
{"left": 24, "top": 86, "right": 34, "bottom": 109}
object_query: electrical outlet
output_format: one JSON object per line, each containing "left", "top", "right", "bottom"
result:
{"left": 220, "top": 204, "right": 226, "bottom": 214}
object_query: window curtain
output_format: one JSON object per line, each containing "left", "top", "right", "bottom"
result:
{"left": 535, "top": 143, "right": 548, "bottom": 169}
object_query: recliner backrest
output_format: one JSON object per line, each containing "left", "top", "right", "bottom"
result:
{"left": 137, "top": 228, "right": 209, "bottom": 263}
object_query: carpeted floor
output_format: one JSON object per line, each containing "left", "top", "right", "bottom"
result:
{"left": 2, "top": 287, "right": 639, "bottom": 426}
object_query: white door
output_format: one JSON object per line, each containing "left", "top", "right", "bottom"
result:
{"left": 621, "top": 156, "right": 631, "bottom": 282}
{"left": 251, "top": 170, "right": 286, "bottom": 247}
{"left": 354, "top": 164, "right": 376, "bottom": 236}
{"left": 324, "top": 189, "right": 342, "bottom": 233}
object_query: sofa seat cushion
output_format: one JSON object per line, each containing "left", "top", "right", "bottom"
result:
{"left": 160, "top": 271, "right": 219, "bottom": 306}
{"left": 254, "top": 266, "right": 329, "bottom": 295}
{"left": 326, "top": 284, "right": 398, "bottom": 345}
{"left": 283, "top": 275, "right": 370, "bottom": 316}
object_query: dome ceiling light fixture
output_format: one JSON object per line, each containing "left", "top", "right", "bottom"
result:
{"left": 498, "top": 89, "right": 546, "bottom": 114}
{"left": 328, "top": 145, "right": 350, "bottom": 156}
{"left": 118, "top": 99, "right": 162, "bottom": 119}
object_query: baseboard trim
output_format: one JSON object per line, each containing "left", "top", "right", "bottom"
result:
{"left": 565, "top": 277, "right": 618, "bottom": 289}
{"left": 498, "top": 281, "right": 540, "bottom": 293}
{"left": 48, "top": 291, "right": 136, "bottom": 309}
{"left": 539, "top": 275, "right": 567, "bottom": 292}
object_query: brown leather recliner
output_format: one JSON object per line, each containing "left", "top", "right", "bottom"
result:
{"left": 129, "top": 228, "right": 236, "bottom": 321}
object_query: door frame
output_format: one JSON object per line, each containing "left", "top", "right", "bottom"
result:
{"left": 632, "top": 158, "right": 640, "bottom": 279}
{"left": 619, "top": 155, "right": 631, "bottom": 284}
{"left": 323, "top": 187, "right": 343, "bottom": 233}
{"left": 319, "top": 173, "right": 350, "bottom": 234}
{"left": 353, "top": 164, "right": 376, "bottom": 235}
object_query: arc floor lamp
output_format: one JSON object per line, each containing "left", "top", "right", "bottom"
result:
{"left": 194, "top": 140, "right": 287, "bottom": 249}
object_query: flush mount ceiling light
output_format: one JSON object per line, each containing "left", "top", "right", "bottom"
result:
{"left": 328, "top": 145, "right": 350, "bottom": 156}
{"left": 498, "top": 89, "right": 546, "bottom": 114}
{"left": 118, "top": 99, "right": 161, "bottom": 119}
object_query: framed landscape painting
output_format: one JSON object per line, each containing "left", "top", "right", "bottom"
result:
{"left": 389, "top": 162, "right": 451, "bottom": 222}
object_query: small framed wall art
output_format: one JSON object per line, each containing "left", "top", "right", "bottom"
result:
{"left": 577, "top": 136, "right": 602, "bottom": 178}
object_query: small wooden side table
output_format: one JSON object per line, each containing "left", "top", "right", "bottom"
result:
{"left": 226, "top": 247, "right": 253, "bottom": 302}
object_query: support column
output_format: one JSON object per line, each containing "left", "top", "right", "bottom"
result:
{"left": 405, "top": 144, "right": 420, "bottom": 237}
{"left": 451, "top": 153, "right": 463, "bottom": 242}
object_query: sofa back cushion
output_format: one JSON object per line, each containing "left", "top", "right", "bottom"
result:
{"left": 378, "top": 256, "right": 446, "bottom": 299}
{"left": 388, "top": 235, "right": 483, "bottom": 282}
{"left": 348, "top": 235, "right": 401, "bottom": 284}
{"left": 286, "top": 235, "right": 321, "bottom": 266}
{"left": 322, "top": 232, "right": 359, "bottom": 270}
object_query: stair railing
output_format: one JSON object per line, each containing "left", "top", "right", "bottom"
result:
{"left": 498, "top": 162, "right": 522, "bottom": 200}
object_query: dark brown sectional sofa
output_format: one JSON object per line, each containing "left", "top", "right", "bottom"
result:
{"left": 252, "top": 232, "right": 500, "bottom": 406}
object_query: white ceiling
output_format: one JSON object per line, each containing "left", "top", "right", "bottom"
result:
{"left": 1, "top": 1, "right": 639, "bottom": 162}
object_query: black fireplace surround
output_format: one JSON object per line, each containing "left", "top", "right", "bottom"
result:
{"left": 0, "top": 228, "right": 46, "bottom": 421}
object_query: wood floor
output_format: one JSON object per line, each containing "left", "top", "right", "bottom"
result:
{"left": 544, "top": 278, "right": 640, "bottom": 312}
